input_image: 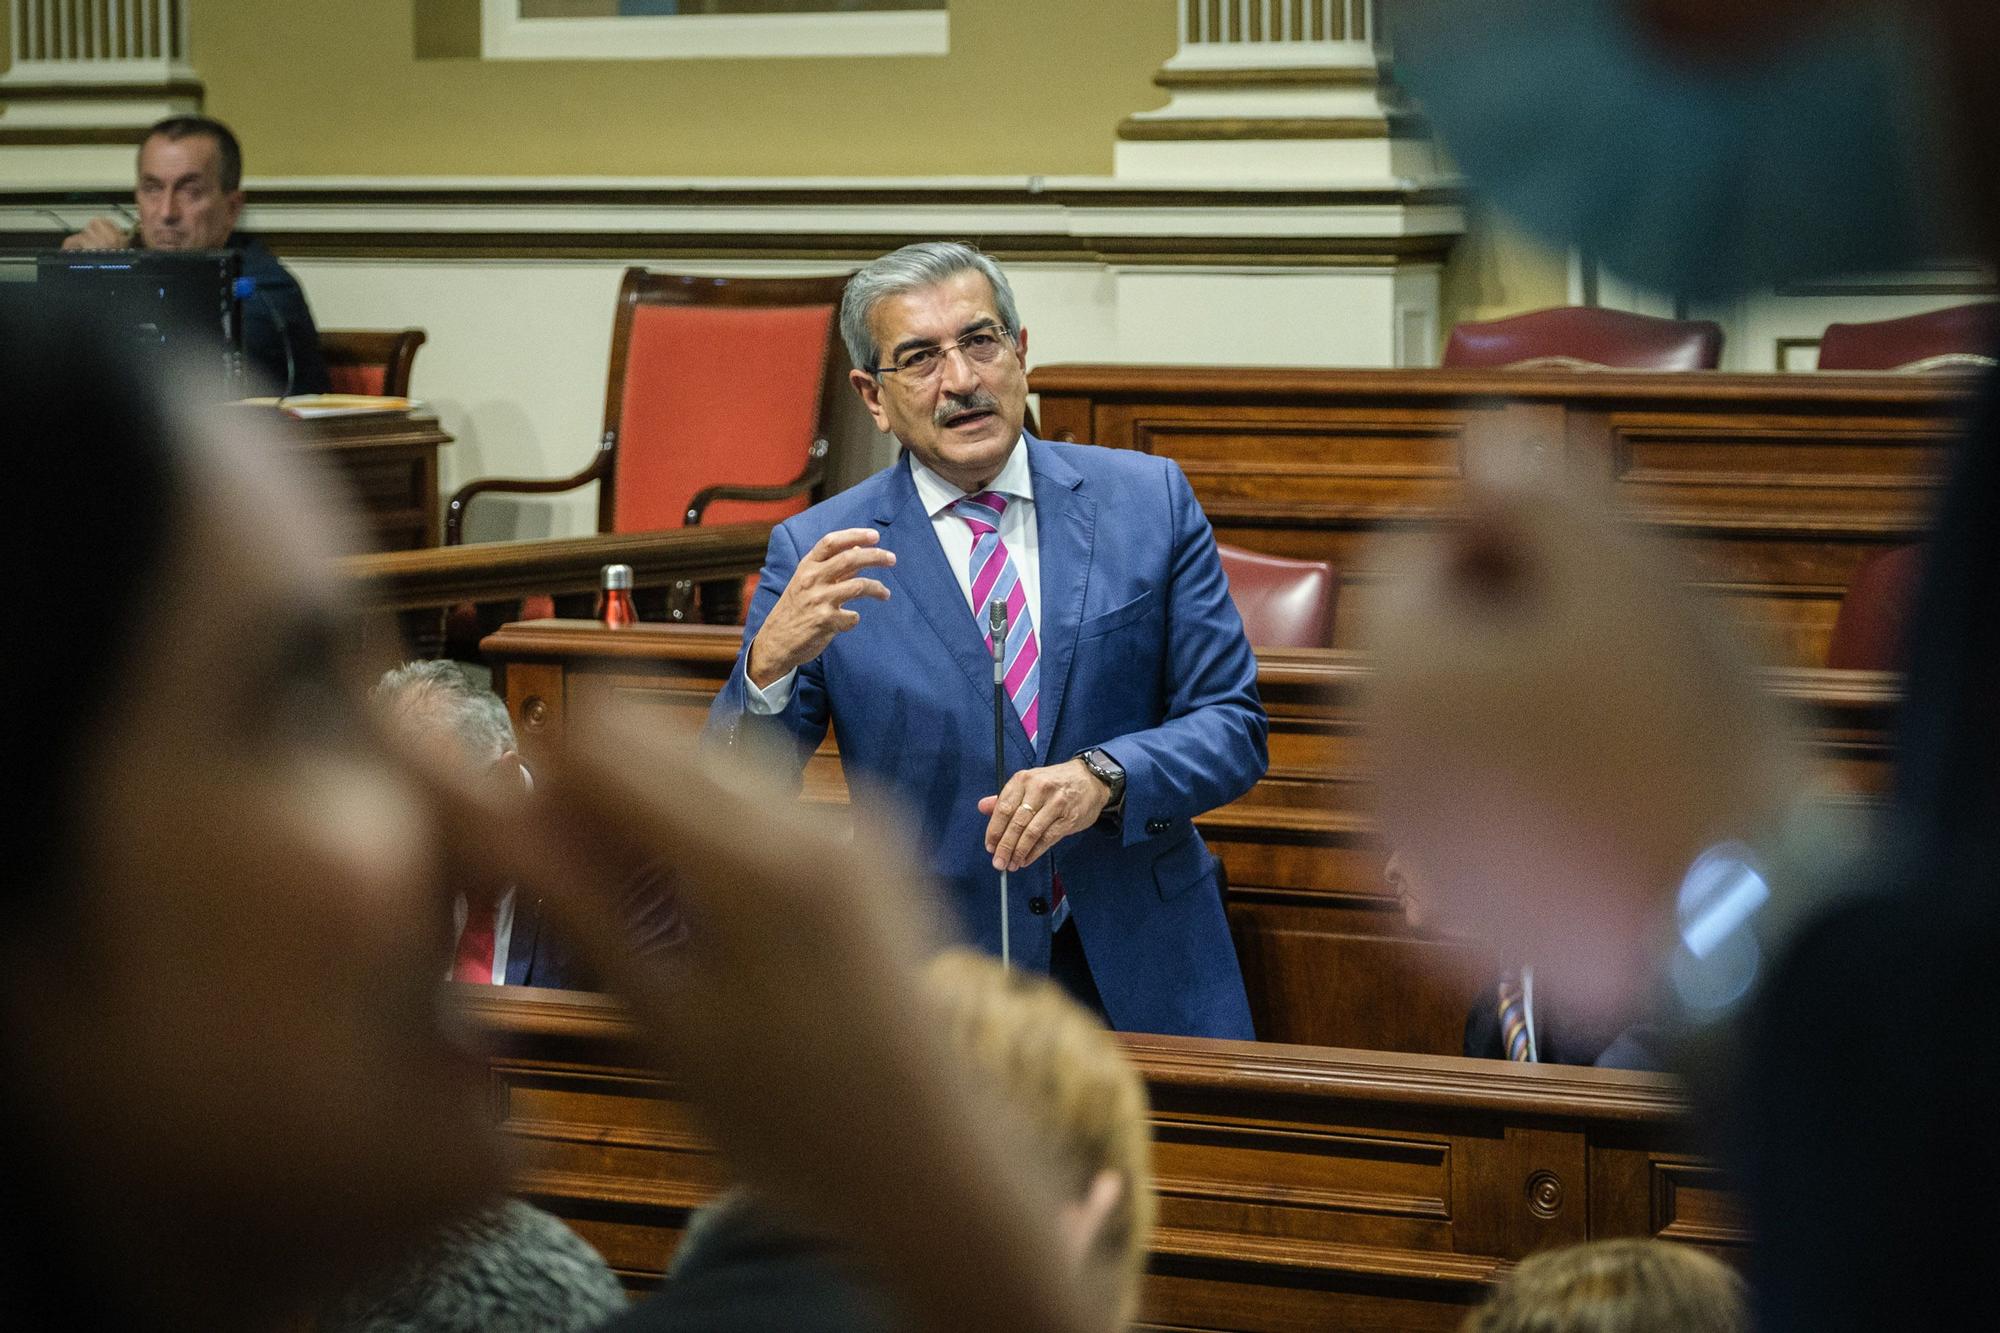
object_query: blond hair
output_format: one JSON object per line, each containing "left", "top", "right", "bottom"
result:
{"left": 921, "top": 950, "right": 1154, "bottom": 1324}
{"left": 1462, "top": 1239, "right": 1749, "bottom": 1333}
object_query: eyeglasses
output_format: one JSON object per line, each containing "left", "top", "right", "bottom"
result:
{"left": 871, "top": 325, "right": 1016, "bottom": 381}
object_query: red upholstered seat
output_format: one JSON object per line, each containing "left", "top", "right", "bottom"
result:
{"left": 318, "top": 329, "right": 426, "bottom": 398}
{"left": 1825, "top": 544, "right": 1924, "bottom": 671}
{"left": 1442, "top": 306, "right": 1724, "bottom": 371}
{"left": 1816, "top": 303, "right": 2000, "bottom": 372}
{"left": 1216, "top": 544, "right": 1338, "bottom": 648}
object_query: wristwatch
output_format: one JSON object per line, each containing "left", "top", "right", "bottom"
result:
{"left": 1077, "top": 747, "right": 1126, "bottom": 813}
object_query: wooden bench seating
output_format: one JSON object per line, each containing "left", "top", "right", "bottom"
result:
{"left": 480, "top": 621, "right": 1896, "bottom": 1056}
{"left": 1031, "top": 365, "right": 1968, "bottom": 667}
{"left": 465, "top": 985, "right": 1734, "bottom": 1333}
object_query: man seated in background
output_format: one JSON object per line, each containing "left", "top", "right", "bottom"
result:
{"left": 62, "top": 114, "right": 330, "bottom": 395}
{"left": 604, "top": 948, "right": 1155, "bottom": 1332}
{"left": 373, "top": 661, "right": 683, "bottom": 988}
{"left": 1385, "top": 851, "right": 1668, "bottom": 1071}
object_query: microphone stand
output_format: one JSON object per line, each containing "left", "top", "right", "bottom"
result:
{"left": 989, "top": 598, "right": 1010, "bottom": 968}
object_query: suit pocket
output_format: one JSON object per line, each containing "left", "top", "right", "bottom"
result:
{"left": 1078, "top": 589, "right": 1159, "bottom": 640}
{"left": 1152, "top": 834, "right": 1214, "bottom": 902}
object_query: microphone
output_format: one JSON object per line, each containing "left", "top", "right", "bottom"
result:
{"left": 989, "top": 598, "right": 1011, "bottom": 968}
{"left": 233, "top": 274, "right": 298, "bottom": 398}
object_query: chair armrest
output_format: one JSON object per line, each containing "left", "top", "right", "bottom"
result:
{"left": 445, "top": 433, "right": 614, "bottom": 544}
{"left": 685, "top": 438, "right": 829, "bottom": 527}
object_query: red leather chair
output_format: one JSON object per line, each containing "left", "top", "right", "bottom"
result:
{"left": 319, "top": 328, "right": 426, "bottom": 397}
{"left": 1216, "top": 544, "right": 1338, "bottom": 648}
{"left": 1825, "top": 544, "right": 1924, "bottom": 670}
{"left": 1442, "top": 306, "right": 1724, "bottom": 371}
{"left": 1816, "top": 303, "right": 1999, "bottom": 372}
{"left": 446, "top": 270, "right": 852, "bottom": 622}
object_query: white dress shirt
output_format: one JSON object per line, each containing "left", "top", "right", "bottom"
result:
{"left": 747, "top": 436, "right": 1040, "bottom": 713}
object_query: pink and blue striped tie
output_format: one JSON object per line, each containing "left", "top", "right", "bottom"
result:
{"left": 953, "top": 491, "right": 1039, "bottom": 743}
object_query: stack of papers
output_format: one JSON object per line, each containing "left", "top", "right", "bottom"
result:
{"left": 239, "top": 394, "right": 422, "bottom": 419}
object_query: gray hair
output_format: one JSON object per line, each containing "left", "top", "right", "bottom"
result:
{"left": 320, "top": 1199, "right": 626, "bottom": 1333}
{"left": 839, "top": 241, "right": 1023, "bottom": 374}
{"left": 372, "top": 660, "right": 516, "bottom": 764}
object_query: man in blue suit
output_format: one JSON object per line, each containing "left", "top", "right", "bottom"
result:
{"left": 710, "top": 242, "right": 1266, "bottom": 1039}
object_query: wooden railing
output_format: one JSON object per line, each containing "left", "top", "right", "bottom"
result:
{"left": 1031, "top": 364, "right": 1968, "bottom": 666}
{"left": 340, "top": 523, "right": 772, "bottom": 613}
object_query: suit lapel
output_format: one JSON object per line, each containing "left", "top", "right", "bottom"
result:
{"left": 505, "top": 892, "right": 539, "bottom": 986}
{"left": 1027, "top": 438, "right": 1094, "bottom": 763}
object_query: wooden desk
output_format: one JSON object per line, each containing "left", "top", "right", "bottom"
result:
{"left": 466, "top": 986, "right": 1734, "bottom": 1332}
{"left": 1031, "top": 365, "right": 1969, "bottom": 665}
{"left": 481, "top": 623, "right": 1897, "bottom": 1055}
{"left": 263, "top": 407, "right": 453, "bottom": 551}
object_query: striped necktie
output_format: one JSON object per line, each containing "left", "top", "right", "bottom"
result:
{"left": 1497, "top": 971, "right": 1534, "bottom": 1061}
{"left": 951, "top": 491, "right": 1039, "bottom": 743}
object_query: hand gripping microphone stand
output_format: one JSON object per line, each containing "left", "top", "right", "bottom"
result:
{"left": 989, "top": 598, "right": 1011, "bottom": 968}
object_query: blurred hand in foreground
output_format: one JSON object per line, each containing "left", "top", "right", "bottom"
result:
{"left": 1364, "top": 478, "right": 1805, "bottom": 1023}
{"left": 417, "top": 711, "right": 1119, "bottom": 1333}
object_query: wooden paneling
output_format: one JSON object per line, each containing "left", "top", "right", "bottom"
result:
{"left": 462, "top": 987, "right": 1728, "bottom": 1332}
{"left": 481, "top": 623, "right": 1898, "bottom": 1057}
{"left": 1031, "top": 365, "right": 1965, "bottom": 664}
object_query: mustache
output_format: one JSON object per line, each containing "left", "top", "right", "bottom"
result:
{"left": 933, "top": 391, "right": 1000, "bottom": 427}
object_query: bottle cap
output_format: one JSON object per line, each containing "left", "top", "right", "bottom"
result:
{"left": 602, "top": 563, "right": 633, "bottom": 590}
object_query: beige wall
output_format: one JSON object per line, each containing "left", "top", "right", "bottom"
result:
{"left": 1438, "top": 207, "right": 1571, "bottom": 340}
{"left": 187, "top": 0, "right": 1176, "bottom": 178}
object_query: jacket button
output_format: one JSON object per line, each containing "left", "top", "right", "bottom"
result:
{"left": 1146, "top": 818, "right": 1171, "bottom": 834}
{"left": 1028, "top": 896, "right": 1049, "bottom": 916}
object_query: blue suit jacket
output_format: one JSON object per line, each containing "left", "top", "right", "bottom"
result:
{"left": 710, "top": 437, "right": 1266, "bottom": 1038}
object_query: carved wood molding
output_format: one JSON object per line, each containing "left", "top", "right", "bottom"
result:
{"left": 1030, "top": 363, "right": 1977, "bottom": 408}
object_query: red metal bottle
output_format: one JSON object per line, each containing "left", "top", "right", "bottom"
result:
{"left": 598, "top": 562, "right": 637, "bottom": 629}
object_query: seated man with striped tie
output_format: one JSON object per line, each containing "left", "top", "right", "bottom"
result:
{"left": 374, "top": 661, "right": 683, "bottom": 988}
{"left": 1386, "top": 850, "right": 1668, "bottom": 1070}
{"left": 709, "top": 242, "right": 1267, "bottom": 1040}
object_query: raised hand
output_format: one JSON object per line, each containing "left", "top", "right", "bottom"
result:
{"left": 746, "top": 527, "right": 895, "bottom": 687}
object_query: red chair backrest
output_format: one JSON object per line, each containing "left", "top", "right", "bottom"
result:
{"left": 1217, "top": 544, "right": 1338, "bottom": 648}
{"left": 1825, "top": 544, "right": 1924, "bottom": 671}
{"left": 1816, "top": 303, "right": 2000, "bottom": 372}
{"left": 608, "top": 301, "right": 837, "bottom": 534}
{"left": 327, "top": 362, "right": 388, "bottom": 396}
{"left": 318, "top": 329, "right": 425, "bottom": 398}
{"left": 1442, "top": 306, "right": 1724, "bottom": 371}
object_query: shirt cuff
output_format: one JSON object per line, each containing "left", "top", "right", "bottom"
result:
{"left": 744, "top": 666, "right": 798, "bottom": 714}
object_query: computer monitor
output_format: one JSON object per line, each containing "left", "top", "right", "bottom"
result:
{"left": 31, "top": 249, "right": 246, "bottom": 394}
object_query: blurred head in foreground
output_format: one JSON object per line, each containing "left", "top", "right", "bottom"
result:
{"left": 667, "top": 948, "right": 1154, "bottom": 1328}
{"left": 1461, "top": 1238, "right": 1749, "bottom": 1333}
{"left": 1365, "top": 480, "right": 1803, "bottom": 1022}
{"left": 0, "top": 301, "right": 499, "bottom": 1327}
{"left": 320, "top": 1198, "right": 625, "bottom": 1333}
{"left": 923, "top": 949, "right": 1153, "bottom": 1317}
